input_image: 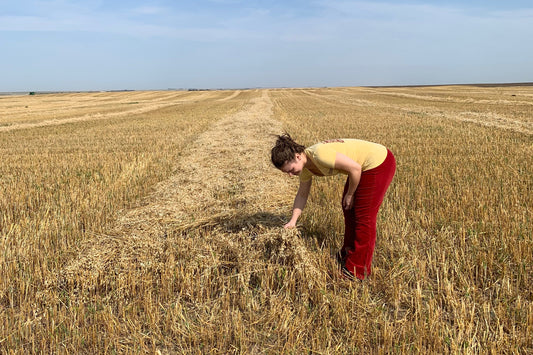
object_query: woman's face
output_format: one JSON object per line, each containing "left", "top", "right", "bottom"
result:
{"left": 280, "top": 153, "right": 306, "bottom": 177}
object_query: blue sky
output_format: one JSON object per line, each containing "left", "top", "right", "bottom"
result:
{"left": 1, "top": 0, "right": 532, "bottom": 91}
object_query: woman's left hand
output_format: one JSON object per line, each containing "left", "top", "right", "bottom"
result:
{"left": 343, "top": 194, "right": 354, "bottom": 210}
{"left": 334, "top": 153, "right": 360, "bottom": 211}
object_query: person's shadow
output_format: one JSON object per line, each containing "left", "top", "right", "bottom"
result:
{"left": 185, "top": 211, "right": 332, "bottom": 251}
{"left": 216, "top": 212, "right": 332, "bottom": 248}
{"left": 215, "top": 211, "right": 287, "bottom": 233}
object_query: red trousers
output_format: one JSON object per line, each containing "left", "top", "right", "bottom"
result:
{"left": 342, "top": 149, "right": 396, "bottom": 279}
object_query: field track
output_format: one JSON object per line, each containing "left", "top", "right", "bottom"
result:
{"left": 57, "top": 90, "right": 317, "bottom": 305}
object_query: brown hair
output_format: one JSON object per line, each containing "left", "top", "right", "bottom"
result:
{"left": 271, "top": 133, "right": 306, "bottom": 169}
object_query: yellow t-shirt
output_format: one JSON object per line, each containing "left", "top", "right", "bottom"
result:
{"left": 299, "top": 139, "right": 388, "bottom": 182}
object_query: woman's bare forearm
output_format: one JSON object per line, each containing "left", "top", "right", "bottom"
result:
{"left": 345, "top": 169, "right": 361, "bottom": 196}
{"left": 289, "top": 194, "right": 306, "bottom": 221}
{"left": 285, "top": 179, "right": 312, "bottom": 227}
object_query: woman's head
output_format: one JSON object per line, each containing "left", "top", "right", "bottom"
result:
{"left": 271, "top": 133, "right": 306, "bottom": 170}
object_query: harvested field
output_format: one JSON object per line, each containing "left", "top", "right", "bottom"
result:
{"left": 0, "top": 86, "right": 531, "bottom": 353}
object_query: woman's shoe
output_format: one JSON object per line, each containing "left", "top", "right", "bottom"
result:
{"left": 336, "top": 249, "right": 347, "bottom": 266}
{"left": 341, "top": 265, "right": 356, "bottom": 280}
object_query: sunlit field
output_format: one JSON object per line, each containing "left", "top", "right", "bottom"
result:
{"left": 0, "top": 86, "right": 531, "bottom": 353}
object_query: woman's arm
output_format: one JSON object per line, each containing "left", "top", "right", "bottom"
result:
{"left": 284, "top": 178, "right": 312, "bottom": 228}
{"left": 334, "top": 152, "right": 362, "bottom": 210}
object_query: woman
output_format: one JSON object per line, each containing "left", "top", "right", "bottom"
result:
{"left": 271, "top": 133, "right": 396, "bottom": 280}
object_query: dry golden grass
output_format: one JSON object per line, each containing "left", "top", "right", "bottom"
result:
{"left": 0, "top": 91, "right": 223, "bottom": 131}
{"left": 270, "top": 86, "right": 532, "bottom": 352}
{"left": 0, "top": 86, "right": 531, "bottom": 353}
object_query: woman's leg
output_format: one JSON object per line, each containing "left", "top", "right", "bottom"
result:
{"left": 344, "top": 150, "right": 396, "bottom": 279}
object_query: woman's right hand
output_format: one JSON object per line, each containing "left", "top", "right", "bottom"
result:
{"left": 284, "top": 220, "right": 297, "bottom": 229}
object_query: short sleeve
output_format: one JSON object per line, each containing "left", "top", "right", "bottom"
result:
{"left": 314, "top": 144, "right": 337, "bottom": 169}
{"left": 299, "top": 168, "right": 313, "bottom": 182}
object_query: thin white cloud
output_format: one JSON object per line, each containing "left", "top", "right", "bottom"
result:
{"left": 307, "top": 0, "right": 533, "bottom": 43}
{"left": 0, "top": 1, "right": 268, "bottom": 41}
{"left": 0, "top": 15, "right": 56, "bottom": 31}
{"left": 1, "top": 1, "right": 532, "bottom": 48}
{"left": 130, "top": 6, "right": 167, "bottom": 16}
{"left": 3, "top": 0, "right": 533, "bottom": 34}
{"left": 206, "top": 0, "right": 244, "bottom": 4}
